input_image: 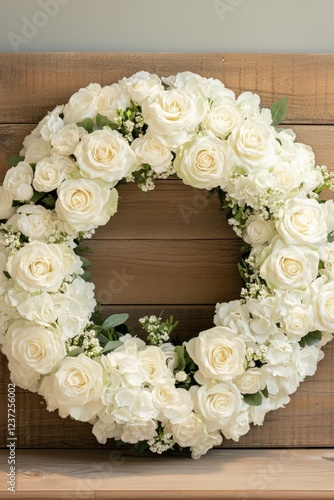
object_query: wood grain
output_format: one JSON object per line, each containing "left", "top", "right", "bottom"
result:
{"left": 0, "top": 53, "right": 334, "bottom": 456}
{"left": 1, "top": 343, "right": 333, "bottom": 448}
{"left": 1, "top": 53, "right": 334, "bottom": 124}
{"left": 0, "top": 449, "right": 333, "bottom": 499}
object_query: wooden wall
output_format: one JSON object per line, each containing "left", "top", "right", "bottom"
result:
{"left": 0, "top": 53, "right": 333, "bottom": 449}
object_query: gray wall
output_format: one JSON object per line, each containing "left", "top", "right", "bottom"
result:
{"left": 0, "top": 0, "right": 333, "bottom": 53}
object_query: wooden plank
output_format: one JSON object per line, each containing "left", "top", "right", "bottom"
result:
{"left": 0, "top": 53, "right": 334, "bottom": 124}
{"left": 0, "top": 343, "right": 332, "bottom": 448}
{"left": 86, "top": 239, "right": 242, "bottom": 305}
{"left": 0, "top": 449, "right": 333, "bottom": 499}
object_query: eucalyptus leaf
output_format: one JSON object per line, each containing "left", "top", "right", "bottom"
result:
{"left": 81, "top": 270, "right": 92, "bottom": 282}
{"left": 3, "top": 271, "right": 11, "bottom": 279}
{"left": 8, "top": 154, "right": 24, "bottom": 168}
{"left": 102, "top": 313, "right": 129, "bottom": 330}
{"left": 270, "top": 96, "right": 288, "bottom": 125}
{"left": 67, "top": 347, "right": 85, "bottom": 357}
{"left": 299, "top": 330, "right": 322, "bottom": 348}
{"left": 243, "top": 392, "right": 263, "bottom": 406}
{"left": 80, "top": 256, "right": 93, "bottom": 268}
{"left": 77, "top": 118, "right": 94, "bottom": 133}
{"left": 261, "top": 386, "right": 269, "bottom": 398}
{"left": 175, "top": 345, "right": 186, "bottom": 371}
{"left": 96, "top": 113, "right": 114, "bottom": 129}
{"left": 102, "top": 340, "right": 123, "bottom": 354}
{"left": 30, "top": 191, "right": 46, "bottom": 204}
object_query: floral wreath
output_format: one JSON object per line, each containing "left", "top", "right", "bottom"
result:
{"left": 1, "top": 71, "right": 334, "bottom": 459}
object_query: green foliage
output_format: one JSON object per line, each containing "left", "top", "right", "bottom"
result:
{"left": 102, "top": 313, "right": 129, "bottom": 330}
{"left": 96, "top": 113, "right": 119, "bottom": 130}
{"left": 101, "top": 340, "right": 124, "bottom": 354}
{"left": 270, "top": 96, "right": 288, "bottom": 125}
{"left": 67, "top": 347, "right": 85, "bottom": 357}
{"left": 7, "top": 154, "right": 24, "bottom": 168}
{"left": 76, "top": 118, "right": 94, "bottom": 133}
{"left": 243, "top": 391, "right": 263, "bottom": 406}
{"left": 299, "top": 330, "right": 322, "bottom": 348}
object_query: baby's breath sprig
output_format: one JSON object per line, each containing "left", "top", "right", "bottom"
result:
{"left": 139, "top": 315, "right": 179, "bottom": 347}
{"left": 65, "top": 325, "right": 103, "bottom": 358}
{"left": 147, "top": 423, "right": 175, "bottom": 454}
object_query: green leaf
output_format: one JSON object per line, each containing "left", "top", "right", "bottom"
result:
{"left": 67, "top": 347, "right": 85, "bottom": 357}
{"left": 101, "top": 340, "right": 124, "bottom": 354}
{"left": 80, "top": 256, "right": 93, "bottom": 269}
{"left": 42, "top": 194, "right": 56, "bottom": 209}
{"left": 270, "top": 96, "right": 288, "bottom": 125}
{"left": 8, "top": 154, "right": 24, "bottom": 168}
{"left": 30, "top": 191, "right": 46, "bottom": 204}
{"left": 328, "top": 232, "right": 334, "bottom": 243}
{"left": 261, "top": 386, "right": 269, "bottom": 398}
{"left": 299, "top": 330, "right": 322, "bottom": 348}
{"left": 81, "top": 270, "right": 92, "bottom": 282}
{"left": 76, "top": 118, "right": 94, "bottom": 133}
{"left": 102, "top": 313, "right": 129, "bottom": 330}
{"left": 134, "top": 441, "right": 149, "bottom": 453}
{"left": 243, "top": 392, "right": 263, "bottom": 406}
{"left": 96, "top": 113, "right": 114, "bottom": 129}
{"left": 3, "top": 271, "right": 11, "bottom": 279}
{"left": 174, "top": 345, "right": 187, "bottom": 371}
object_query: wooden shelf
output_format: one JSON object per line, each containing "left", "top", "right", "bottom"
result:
{"left": 1, "top": 449, "right": 334, "bottom": 499}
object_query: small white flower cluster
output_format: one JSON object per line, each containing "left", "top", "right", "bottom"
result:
{"left": 139, "top": 315, "right": 176, "bottom": 346}
{"left": 148, "top": 426, "right": 175, "bottom": 454}
{"left": 66, "top": 327, "right": 103, "bottom": 358}
{"left": 0, "top": 70, "right": 334, "bottom": 460}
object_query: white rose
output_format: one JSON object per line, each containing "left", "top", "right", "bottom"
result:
{"left": 186, "top": 326, "right": 246, "bottom": 381}
{"left": 33, "top": 155, "right": 74, "bottom": 192}
{"left": 202, "top": 98, "right": 242, "bottom": 139}
{"left": 0, "top": 187, "right": 14, "bottom": 220}
{"left": 23, "top": 137, "right": 52, "bottom": 164}
{"left": 192, "top": 381, "right": 243, "bottom": 432}
{"left": 40, "top": 105, "right": 64, "bottom": 141}
{"left": 56, "top": 178, "right": 118, "bottom": 231}
{"left": 4, "top": 162, "right": 33, "bottom": 200}
{"left": 244, "top": 217, "right": 276, "bottom": 246}
{"left": 121, "top": 71, "right": 163, "bottom": 105}
{"left": 271, "top": 160, "right": 302, "bottom": 195}
{"left": 7, "top": 241, "right": 78, "bottom": 292}
{"left": 174, "top": 131, "right": 233, "bottom": 190}
{"left": 142, "top": 88, "right": 207, "bottom": 146}
{"left": 39, "top": 354, "right": 104, "bottom": 421}
{"left": 97, "top": 83, "right": 131, "bottom": 121}
{"left": 152, "top": 383, "right": 193, "bottom": 423}
{"left": 51, "top": 124, "right": 87, "bottom": 156}
{"left": 121, "top": 418, "right": 157, "bottom": 444}
{"left": 311, "top": 278, "right": 334, "bottom": 332}
{"left": 75, "top": 129, "right": 136, "bottom": 186}
{"left": 277, "top": 198, "right": 328, "bottom": 245}
{"left": 260, "top": 239, "right": 319, "bottom": 290}
{"left": 63, "top": 83, "right": 101, "bottom": 124}
{"left": 138, "top": 345, "right": 172, "bottom": 385}
{"left": 279, "top": 304, "right": 314, "bottom": 339}
{"left": 16, "top": 205, "right": 54, "bottom": 241}
{"left": 230, "top": 118, "right": 277, "bottom": 172}
{"left": 2, "top": 319, "right": 65, "bottom": 375}
{"left": 234, "top": 368, "right": 267, "bottom": 395}
{"left": 189, "top": 430, "right": 223, "bottom": 460}
{"left": 318, "top": 242, "right": 334, "bottom": 279}
{"left": 131, "top": 134, "right": 173, "bottom": 174}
